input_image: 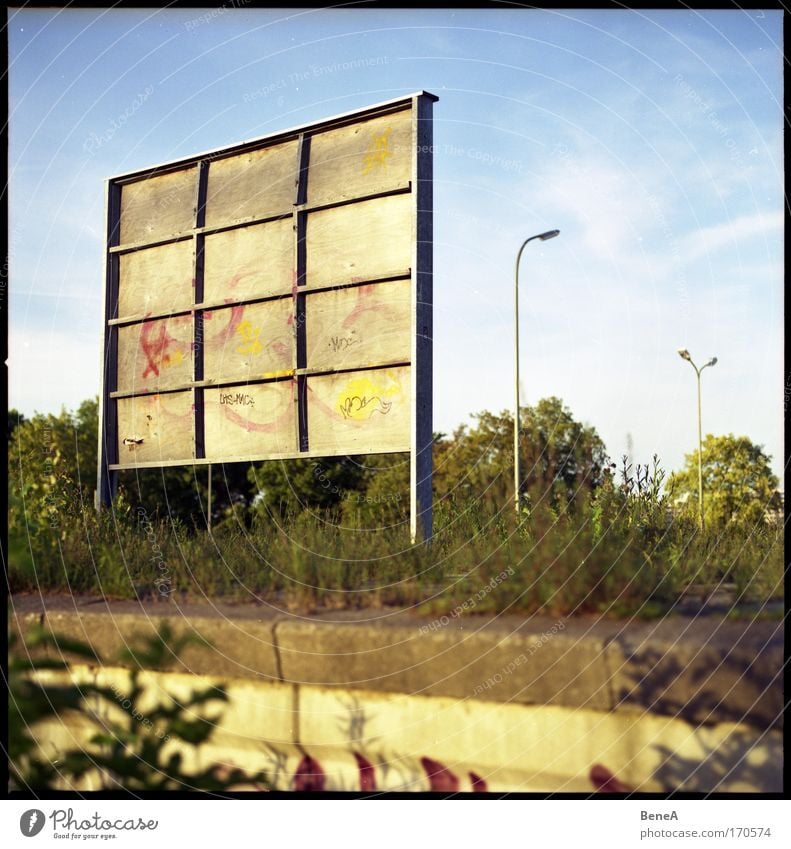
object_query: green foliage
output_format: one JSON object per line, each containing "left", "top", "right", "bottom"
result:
{"left": 8, "top": 398, "right": 782, "bottom": 618}
{"left": 8, "top": 622, "right": 271, "bottom": 792}
{"left": 248, "top": 455, "right": 368, "bottom": 517}
{"left": 667, "top": 434, "right": 781, "bottom": 528}
{"left": 340, "top": 453, "right": 411, "bottom": 527}
{"left": 8, "top": 398, "right": 98, "bottom": 539}
{"left": 435, "top": 398, "right": 609, "bottom": 510}
{"left": 8, "top": 407, "right": 27, "bottom": 440}
{"left": 243, "top": 400, "right": 608, "bottom": 523}
{"left": 118, "top": 462, "right": 254, "bottom": 531}
{"left": 523, "top": 396, "right": 610, "bottom": 495}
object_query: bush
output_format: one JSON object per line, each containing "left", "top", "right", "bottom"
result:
{"left": 8, "top": 622, "right": 271, "bottom": 791}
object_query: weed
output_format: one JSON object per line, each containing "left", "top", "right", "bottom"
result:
{"left": 8, "top": 622, "right": 271, "bottom": 792}
{"left": 8, "top": 459, "right": 782, "bottom": 619}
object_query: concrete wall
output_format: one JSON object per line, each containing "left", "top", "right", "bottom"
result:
{"left": 11, "top": 595, "right": 783, "bottom": 792}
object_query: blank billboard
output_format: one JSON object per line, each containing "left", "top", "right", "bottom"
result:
{"left": 98, "top": 91, "right": 436, "bottom": 537}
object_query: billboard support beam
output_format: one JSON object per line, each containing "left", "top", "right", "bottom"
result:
{"left": 410, "top": 93, "right": 436, "bottom": 543}
{"left": 96, "top": 181, "right": 121, "bottom": 509}
{"left": 207, "top": 463, "right": 212, "bottom": 534}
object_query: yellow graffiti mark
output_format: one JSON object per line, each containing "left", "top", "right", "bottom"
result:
{"left": 338, "top": 375, "right": 400, "bottom": 421}
{"left": 161, "top": 349, "right": 184, "bottom": 368}
{"left": 235, "top": 319, "right": 263, "bottom": 355}
{"left": 261, "top": 369, "right": 294, "bottom": 380}
{"left": 362, "top": 127, "right": 392, "bottom": 174}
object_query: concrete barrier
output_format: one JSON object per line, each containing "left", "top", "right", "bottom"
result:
{"left": 10, "top": 594, "right": 783, "bottom": 792}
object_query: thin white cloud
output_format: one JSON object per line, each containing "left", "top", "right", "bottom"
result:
{"left": 679, "top": 210, "right": 783, "bottom": 263}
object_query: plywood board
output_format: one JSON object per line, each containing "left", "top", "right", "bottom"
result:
{"left": 116, "top": 391, "right": 194, "bottom": 464}
{"left": 101, "top": 92, "right": 435, "bottom": 532}
{"left": 307, "top": 109, "right": 412, "bottom": 206}
{"left": 204, "top": 141, "right": 298, "bottom": 228}
{"left": 203, "top": 300, "right": 294, "bottom": 383}
{"left": 305, "top": 280, "right": 411, "bottom": 371}
{"left": 204, "top": 382, "right": 296, "bottom": 459}
{"left": 307, "top": 366, "right": 411, "bottom": 455}
{"left": 203, "top": 218, "right": 293, "bottom": 305}
{"left": 306, "top": 193, "right": 412, "bottom": 288}
{"left": 120, "top": 167, "right": 197, "bottom": 246}
{"left": 117, "top": 315, "right": 194, "bottom": 394}
{"left": 118, "top": 239, "right": 195, "bottom": 318}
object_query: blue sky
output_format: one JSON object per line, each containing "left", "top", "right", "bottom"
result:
{"left": 7, "top": 7, "right": 784, "bottom": 479}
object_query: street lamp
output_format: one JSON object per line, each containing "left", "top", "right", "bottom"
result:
{"left": 677, "top": 349, "right": 718, "bottom": 530}
{"left": 514, "top": 229, "right": 560, "bottom": 515}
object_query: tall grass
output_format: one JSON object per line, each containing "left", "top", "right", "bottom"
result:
{"left": 9, "top": 478, "right": 783, "bottom": 619}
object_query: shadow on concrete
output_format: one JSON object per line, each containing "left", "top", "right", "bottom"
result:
{"left": 650, "top": 727, "right": 782, "bottom": 792}
{"left": 611, "top": 638, "right": 782, "bottom": 729}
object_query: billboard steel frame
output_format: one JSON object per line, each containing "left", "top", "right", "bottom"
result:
{"left": 97, "top": 91, "right": 436, "bottom": 541}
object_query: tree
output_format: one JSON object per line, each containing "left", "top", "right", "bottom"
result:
{"left": 8, "top": 399, "right": 99, "bottom": 536}
{"left": 521, "top": 396, "right": 610, "bottom": 501}
{"left": 435, "top": 397, "right": 609, "bottom": 510}
{"left": 7, "top": 398, "right": 257, "bottom": 535}
{"left": 119, "top": 462, "right": 255, "bottom": 531}
{"left": 8, "top": 408, "right": 26, "bottom": 440}
{"left": 666, "top": 434, "right": 780, "bottom": 527}
{"left": 247, "top": 455, "right": 368, "bottom": 518}
{"left": 339, "top": 452, "right": 410, "bottom": 525}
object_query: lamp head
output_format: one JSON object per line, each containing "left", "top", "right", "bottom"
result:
{"left": 677, "top": 349, "right": 691, "bottom": 361}
{"left": 538, "top": 229, "right": 560, "bottom": 241}
{"left": 706, "top": 357, "right": 718, "bottom": 367}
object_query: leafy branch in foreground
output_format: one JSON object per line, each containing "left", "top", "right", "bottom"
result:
{"left": 7, "top": 622, "right": 271, "bottom": 792}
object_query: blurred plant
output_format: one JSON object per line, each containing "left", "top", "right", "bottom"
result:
{"left": 618, "top": 453, "right": 668, "bottom": 531}
{"left": 8, "top": 622, "right": 271, "bottom": 792}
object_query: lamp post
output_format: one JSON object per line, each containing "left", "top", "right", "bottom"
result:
{"left": 677, "top": 349, "right": 717, "bottom": 530}
{"left": 514, "top": 229, "right": 560, "bottom": 515}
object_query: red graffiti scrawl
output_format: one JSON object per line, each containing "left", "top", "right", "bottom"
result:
{"left": 590, "top": 764, "right": 631, "bottom": 793}
{"left": 469, "top": 771, "right": 488, "bottom": 792}
{"left": 140, "top": 320, "right": 181, "bottom": 379}
{"left": 207, "top": 304, "right": 245, "bottom": 346}
{"left": 342, "top": 284, "right": 392, "bottom": 329}
{"left": 354, "top": 752, "right": 377, "bottom": 791}
{"left": 293, "top": 755, "right": 325, "bottom": 792}
{"left": 421, "top": 757, "right": 459, "bottom": 792}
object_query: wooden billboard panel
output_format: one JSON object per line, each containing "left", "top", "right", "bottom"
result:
{"left": 203, "top": 218, "right": 293, "bottom": 305}
{"left": 101, "top": 92, "right": 435, "bottom": 538}
{"left": 307, "top": 109, "right": 412, "bottom": 206}
{"left": 204, "top": 141, "right": 298, "bottom": 228}
{"left": 117, "top": 315, "right": 194, "bottom": 394}
{"left": 203, "top": 300, "right": 293, "bottom": 383}
{"left": 117, "top": 391, "right": 194, "bottom": 463}
{"left": 204, "top": 382, "right": 296, "bottom": 459}
{"left": 119, "top": 167, "right": 197, "bottom": 246}
{"left": 305, "top": 193, "right": 412, "bottom": 288}
{"left": 307, "top": 365, "right": 410, "bottom": 455}
{"left": 118, "top": 239, "right": 194, "bottom": 318}
{"left": 305, "top": 280, "right": 411, "bottom": 371}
